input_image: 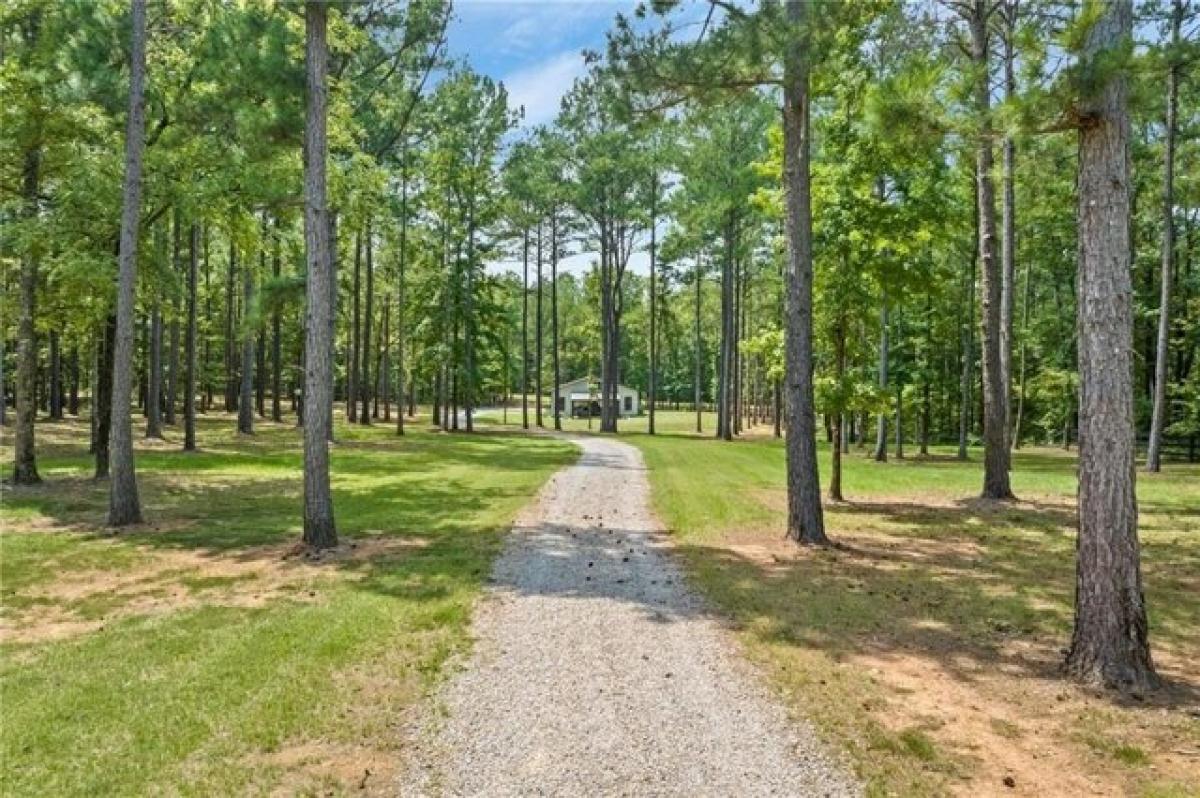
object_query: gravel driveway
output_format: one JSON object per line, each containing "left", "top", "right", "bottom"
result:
{"left": 404, "top": 434, "right": 859, "bottom": 797}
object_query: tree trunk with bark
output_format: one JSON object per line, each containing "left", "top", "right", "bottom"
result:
{"left": 146, "top": 299, "right": 163, "bottom": 438}
{"left": 999, "top": 1, "right": 1019, "bottom": 450}
{"left": 69, "top": 347, "right": 80, "bottom": 416}
{"left": 396, "top": 168, "right": 409, "bottom": 436}
{"left": 1065, "top": 0, "right": 1157, "bottom": 693}
{"left": 551, "top": 212, "right": 562, "bottom": 431}
{"left": 95, "top": 316, "right": 115, "bottom": 479}
{"left": 184, "top": 223, "right": 198, "bottom": 451}
{"left": 108, "top": 0, "right": 147, "bottom": 526}
{"left": 830, "top": 313, "right": 847, "bottom": 501}
{"left": 271, "top": 217, "right": 283, "bottom": 422}
{"left": 648, "top": 175, "right": 658, "bottom": 435}
{"left": 349, "top": 231, "right": 361, "bottom": 423}
{"left": 360, "top": 220, "right": 375, "bottom": 426}
{"left": 1013, "top": 253, "right": 1032, "bottom": 448}
{"left": 202, "top": 229, "right": 212, "bottom": 412}
{"left": 13, "top": 145, "right": 42, "bottom": 485}
{"left": 959, "top": 180, "right": 978, "bottom": 461}
{"left": 166, "top": 210, "right": 181, "bottom": 425}
{"left": 718, "top": 216, "right": 736, "bottom": 441}
{"left": 1147, "top": 0, "right": 1182, "bottom": 473}
{"left": 522, "top": 229, "right": 529, "bottom": 429}
{"left": 238, "top": 240, "right": 255, "bottom": 434}
{"left": 694, "top": 251, "right": 703, "bottom": 434}
{"left": 535, "top": 224, "right": 544, "bottom": 428}
{"left": 874, "top": 296, "right": 889, "bottom": 461}
{"left": 301, "top": 0, "right": 337, "bottom": 549}
{"left": 49, "top": 330, "right": 62, "bottom": 420}
{"left": 781, "top": 0, "right": 828, "bottom": 545}
{"left": 379, "top": 298, "right": 390, "bottom": 421}
{"left": 968, "top": 0, "right": 1015, "bottom": 499}
{"left": 224, "top": 238, "right": 238, "bottom": 412}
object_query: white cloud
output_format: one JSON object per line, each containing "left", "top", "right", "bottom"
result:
{"left": 499, "top": 16, "right": 541, "bottom": 52}
{"left": 501, "top": 50, "right": 587, "bottom": 127}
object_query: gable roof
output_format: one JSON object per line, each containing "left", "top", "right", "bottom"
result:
{"left": 555, "top": 377, "right": 637, "bottom": 395}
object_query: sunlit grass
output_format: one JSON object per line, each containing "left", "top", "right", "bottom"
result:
{"left": 617, "top": 411, "right": 1199, "bottom": 797}
{"left": 0, "top": 411, "right": 575, "bottom": 796}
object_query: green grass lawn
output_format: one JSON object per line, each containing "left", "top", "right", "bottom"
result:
{"left": 611, "top": 412, "right": 1199, "bottom": 797}
{"left": 0, "top": 413, "right": 576, "bottom": 796}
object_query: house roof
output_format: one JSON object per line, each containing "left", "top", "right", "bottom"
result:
{"left": 556, "top": 377, "right": 638, "bottom": 395}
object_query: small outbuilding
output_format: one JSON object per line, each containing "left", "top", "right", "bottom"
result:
{"left": 555, "top": 376, "right": 640, "bottom": 418}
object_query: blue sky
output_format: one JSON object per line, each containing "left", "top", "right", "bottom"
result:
{"left": 446, "top": 1, "right": 638, "bottom": 128}
{"left": 449, "top": 2, "right": 642, "bottom": 274}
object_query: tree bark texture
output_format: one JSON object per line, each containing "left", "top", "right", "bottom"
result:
{"left": 781, "top": 0, "right": 828, "bottom": 545}
{"left": 1065, "top": 0, "right": 1157, "bottom": 692}
{"left": 969, "top": 0, "right": 1014, "bottom": 498}
{"left": 1146, "top": 0, "right": 1182, "bottom": 473}
{"left": 108, "top": 0, "right": 148, "bottom": 526}
{"left": 301, "top": 0, "right": 337, "bottom": 549}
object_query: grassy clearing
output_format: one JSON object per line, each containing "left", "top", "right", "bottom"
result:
{"left": 568, "top": 411, "right": 1197, "bottom": 798}
{"left": 0, "top": 413, "right": 575, "bottom": 796}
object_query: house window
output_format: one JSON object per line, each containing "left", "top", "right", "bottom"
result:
{"left": 624, "top": 396, "right": 632, "bottom": 412}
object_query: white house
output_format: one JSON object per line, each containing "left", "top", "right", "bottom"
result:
{"left": 555, "top": 376, "right": 640, "bottom": 418}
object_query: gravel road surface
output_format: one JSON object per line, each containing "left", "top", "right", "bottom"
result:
{"left": 404, "top": 434, "right": 858, "bottom": 797}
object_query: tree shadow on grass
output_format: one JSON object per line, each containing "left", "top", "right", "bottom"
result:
{"left": 0, "top": 425, "right": 577, "bottom": 614}
{"left": 674, "top": 503, "right": 1200, "bottom": 710}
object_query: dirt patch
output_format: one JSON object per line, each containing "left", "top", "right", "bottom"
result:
{"left": 0, "top": 535, "right": 429, "bottom": 645}
{"left": 848, "top": 641, "right": 1200, "bottom": 797}
{"left": 706, "top": 497, "right": 1200, "bottom": 798}
{"left": 254, "top": 741, "right": 401, "bottom": 797}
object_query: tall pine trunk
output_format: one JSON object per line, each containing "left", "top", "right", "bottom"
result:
{"left": 360, "top": 220, "right": 375, "bottom": 426}
{"left": 535, "top": 224, "right": 544, "bottom": 428}
{"left": 1065, "top": 0, "right": 1156, "bottom": 692}
{"left": 301, "top": 0, "right": 337, "bottom": 549}
{"left": 969, "top": 0, "right": 1014, "bottom": 498}
{"left": 224, "top": 238, "right": 238, "bottom": 412}
{"left": 551, "top": 212, "right": 562, "bottom": 431}
{"left": 830, "top": 313, "right": 846, "bottom": 502}
{"left": 184, "top": 222, "right": 198, "bottom": 451}
{"left": 1146, "top": 0, "right": 1182, "bottom": 473}
{"left": 108, "top": 0, "right": 147, "bottom": 526}
{"left": 166, "top": 209, "right": 181, "bottom": 425}
{"left": 648, "top": 175, "right": 657, "bottom": 435}
{"left": 146, "top": 298, "right": 163, "bottom": 438}
{"left": 521, "top": 230, "right": 529, "bottom": 430}
{"left": 463, "top": 202, "right": 476, "bottom": 433}
{"left": 959, "top": 181, "right": 978, "bottom": 461}
{"left": 237, "top": 239, "right": 254, "bottom": 434}
{"left": 271, "top": 216, "right": 283, "bottom": 422}
{"left": 49, "top": 330, "right": 62, "bottom": 420}
{"left": 718, "top": 217, "right": 735, "bottom": 441}
{"left": 1013, "top": 254, "right": 1032, "bottom": 449}
{"left": 69, "top": 347, "right": 80, "bottom": 416}
{"left": 380, "top": 299, "right": 390, "bottom": 421}
{"left": 349, "top": 231, "right": 361, "bottom": 423}
{"left": 396, "top": 168, "right": 409, "bottom": 436}
{"left": 781, "top": 0, "right": 828, "bottom": 545}
{"left": 1000, "top": 1, "right": 1018, "bottom": 448}
{"left": 95, "top": 316, "right": 115, "bottom": 479}
{"left": 874, "top": 295, "right": 889, "bottom": 461}
{"left": 13, "top": 144, "right": 42, "bottom": 484}
{"left": 256, "top": 331, "right": 265, "bottom": 417}
{"left": 202, "top": 229, "right": 212, "bottom": 412}
{"left": 694, "top": 251, "right": 703, "bottom": 434}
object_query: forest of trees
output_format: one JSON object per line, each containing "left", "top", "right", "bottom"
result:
{"left": 3, "top": 0, "right": 1196, "bottom": 693}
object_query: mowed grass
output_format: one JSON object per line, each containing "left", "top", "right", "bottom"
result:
{"left": 0, "top": 412, "right": 576, "bottom": 796}
{"left": 606, "top": 412, "right": 1197, "bottom": 797}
